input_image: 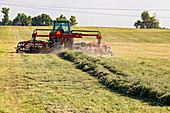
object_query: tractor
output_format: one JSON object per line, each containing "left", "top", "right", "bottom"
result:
{"left": 15, "top": 20, "right": 113, "bottom": 55}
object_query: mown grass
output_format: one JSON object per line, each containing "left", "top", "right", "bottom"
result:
{"left": 76, "top": 27, "right": 170, "bottom": 44}
{"left": 0, "top": 26, "right": 170, "bottom": 112}
{"left": 1, "top": 53, "right": 170, "bottom": 112}
{"left": 59, "top": 51, "right": 170, "bottom": 106}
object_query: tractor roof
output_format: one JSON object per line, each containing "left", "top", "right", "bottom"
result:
{"left": 53, "top": 20, "right": 70, "bottom": 23}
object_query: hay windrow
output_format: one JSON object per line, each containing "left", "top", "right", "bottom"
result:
{"left": 59, "top": 51, "right": 170, "bottom": 106}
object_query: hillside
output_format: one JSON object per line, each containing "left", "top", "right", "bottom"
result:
{"left": 0, "top": 26, "right": 169, "bottom": 112}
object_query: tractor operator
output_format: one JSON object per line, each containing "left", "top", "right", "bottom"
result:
{"left": 57, "top": 24, "right": 64, "bottom": 33}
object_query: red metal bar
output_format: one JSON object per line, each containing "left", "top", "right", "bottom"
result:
{"left": 62, "top": 37, "right": 65, "bottom": 45}
{"left": 79, "top": 34, "right": 101, "bottom": 37}
{"left": 37, "top": 35, "right": 82, "bottom": 38}
{"left": 24, "top": 42, "right": 27, "bottom": 49}
{"left": 35, "top": 33, "right": 101, "bottom": 39}
{"left": 32, "top": 29, "right": 102, "bottom": 40}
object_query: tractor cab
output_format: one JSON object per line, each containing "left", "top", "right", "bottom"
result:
{"left": 52, "top": 20, "right": 71, "bottom": 33}
{"left": 49, "top": 20, "right": 74, "bottom": 50}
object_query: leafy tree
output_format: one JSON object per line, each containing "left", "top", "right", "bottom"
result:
{"left": 32, "top": 15, "right": 41, "bottom": 26}
{"left": 32, "top": 13, "right": 52, "bottom": 26}
{"left": 56, "top": 14, "right": 67, "bottom": 20}
{"left": 134, "top": 20, "right": 141, "bottom": 28}
{"left": 134, "top": 11, "right": 160, "bottom": 29}
{"left": 27, "top": 16, "right": 32, "bottom": 25}
{"left": 69, "top": 15, "right": 78, "bottom": 26}
{"left": 8, "top": 20, "right": 13, "bottom": 25}
{"left": 141, "top": 11, "right": 150, "bottom": 28}
{"left": 56, "top": 14, "right": 78, "bottom": 26}
{"left": 13, "top": 13, "right": 32, "bottom": 26}
{"left": 1, "top": 7, "right": 10, "bottom": 25}
{"left": 13, "top": 13, "right": 21, "bottom": 25}
{"left": 41, "top": 13, "right": 53, "bottom": 26}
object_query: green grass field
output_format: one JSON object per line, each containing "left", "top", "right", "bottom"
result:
{"left": 0, "top": 26, "right": 170, "bottom": 112}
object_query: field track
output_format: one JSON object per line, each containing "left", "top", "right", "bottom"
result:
{"left": 0, "top": 26, "right": 169, "bottom": 112}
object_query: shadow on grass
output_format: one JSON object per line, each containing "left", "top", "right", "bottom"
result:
{"left": 102, "top": 84, "right": 164, "bottom": 107}
{"left": 58, "top": 54, "right": 169, "bottom": 107}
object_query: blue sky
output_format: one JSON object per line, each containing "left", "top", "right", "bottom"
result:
{"left": 0, "top": 0, "right": 170, "bottom": 28}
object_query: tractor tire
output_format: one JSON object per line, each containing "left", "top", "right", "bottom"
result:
{"left": 67, "top": 38, "right": 74, "bottom": 50}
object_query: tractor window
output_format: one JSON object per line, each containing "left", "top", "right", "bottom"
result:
{"left": 54, "top": 23, "right": 69, "bottom": 32}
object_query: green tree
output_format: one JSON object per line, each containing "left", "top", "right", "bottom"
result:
{"left": 69, "top": 15, "right": 78, "bottom": 26}
{"left": 0, "top": 21, "right": 2, "bottom": 25}
{"left": 1, "top": 7, "right": 10, "bottom": 25}
{"left": 134, "top": 11, "right": 160, "bottom": 29}
{"left": 41, "top": 13, "right": 53, "bottom": 26}
{"left": 134, "top": 20, "right": 141, "bottom": 28}
{"left": 8, "top": 20, "right": 12, "bottom": 25}
{"left": 27, "top": 16, "right": 32, "bottom": 26}
{"left": 13, "top": 13, "right": 32, "bottom": 26}
{"left": 32, "top": 15, "right": 41, "bottom": 26}
{"left": 56, "top": 14, "right": 67, "bottom": 20}
{"left": 32, "top": 13, "right": 52, "bottom": 26}
{"left": 141, "top": 11, "right": 150, "bottom": 28}
{"left": 13, "top": 13, "right": 21, "bottom": 25}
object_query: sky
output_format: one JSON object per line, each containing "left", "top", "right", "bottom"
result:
{"left": 0, "top": 0, "right": 170, "bottom": 28}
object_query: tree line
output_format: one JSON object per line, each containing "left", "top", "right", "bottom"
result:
{"left": 0, "top": 7, "right": 78, "bottom": 26}
{"left": 134, "top": 11, "right": 160, "bottom": 29}
{"left": 1, "top": 7, "right": 161, "bottom": 29}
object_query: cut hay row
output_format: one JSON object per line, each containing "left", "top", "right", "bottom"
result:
{"left": 59, "top": 51, "right": 170, "bottom": 106}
